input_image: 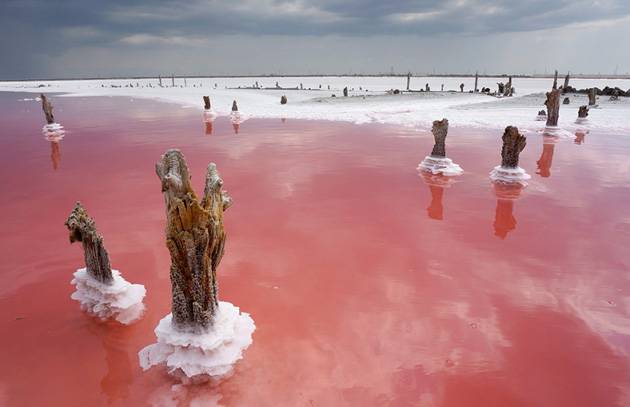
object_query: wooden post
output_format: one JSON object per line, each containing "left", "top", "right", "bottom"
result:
{"left": 552, "top": 70, "right": 558, "bottom": 90}
{"left": 430, "top": 119, "right": 449, "bottom": 158}
{"left": 406, "top": 73, "right": 411, "bottom": 91}
{"left": 588, "top": 88, "right": 597, "bottom": 105}
{"left": 563, "top": 72, "right": 570, "bottom": 92}
{"left": 159, "top": 76, "right": 163, "bottom": 87}
{"left": 40, "top": 93, "right": 55, "bottom": 124}
{"left": 545, "top": 89, "right": 561, "bottom": 126}
{"left": 459, "top": 83, "right": 464, "bottom": 93}
{"left": 504, "top": 76, "right": 512, "bottom": 96}
{"left": 65, "top": 202, "right": 113, "bottom": 284}
{"left": 280, "top": 95, "right": 287, "bottom": 105}
{"left": 156, "top": 149, "right": 232, "bottom": 330}
{"left": 203, "top": 96, "right": 211, "bottom": 110}
{"left": 343, "top": 87, "right": 348, "bottom": 97}
{"left": 171, "top": 75, "right": 175, "bottom": 87}
{"left": 232, "top": 100, "right": 238, "bottom": 112}
{"left": 501, "top": 126, "right": 527, "bottom": 168}
{"left": 474, "top": 72, "right": 479, "bottom": 93}
{"left": 578, "top": 105, "right": 589, "bottom": 118}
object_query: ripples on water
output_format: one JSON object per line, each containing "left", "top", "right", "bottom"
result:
{"left": 0, "top": 93, "right": 629, "bottom": 406}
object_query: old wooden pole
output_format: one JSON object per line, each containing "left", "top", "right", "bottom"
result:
{"left": 552, "top": 70, "right": 558, "bottom": 90}
{"left": 159, "top": 76, "right": 163, "bottom": 87}
{"left": 500, "top": 126, "right": 527, "bottom": 168}
{"left": 504, "top": 76, "right": 513, "bottom": 96}
{"left": 203, "top": 96, "right": 211, "bottom": 110}
{"left": 280, "top": 95, "right": 287, "bottom": 105}
{"left": 430, "top": 119, "right": 449, "bottom": 158}
{"left": 171, "top": 75, "right": 175, "bottom": 87}
{"left": 156, "top": 149, "right": 232, "bottom": 330}
{"left": 40, "top": 94, "right": 55, "bottom": 124}
{"left": 232, "top": 100, "right": 238, "bottom": 112}
{"left": 343, "top": 87, "right": 348, "bottom": 97}
{"left": 474, "top": 72, "right": 479, "bottom": 92}
{"left": 588, "top": 88, "right": 597, "bottom": 105}
{"left": 406, "top": 73, "right": 411, "bottom": 91}
{"left": 65, "top": 202, "right": 113, "bottom": 284}
{"left": 563, "top": 72, "right": 570, "bottom": 92}
{"left": 545, "top": 89, "right": 561, "bottom": 126}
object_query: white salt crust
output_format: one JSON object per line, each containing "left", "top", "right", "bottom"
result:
{"left": 418, "top": 156, "right": 464, "bottom": 176}
{"left": 489, "top": 166, "right": 531, "bottom": 185}
{"left": 138, "top": 301, "right": 255, "bottom": 383}
{"left": 70, "top": 268, "right": 146, "bottom": 325}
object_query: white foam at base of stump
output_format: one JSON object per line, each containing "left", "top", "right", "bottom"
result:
{"left": 418, "top": 156, "right": 464, "bottom": 176}
{"left": 70, "top": 268, "right": 146, "bottom": 324}
{"left": 489, "top": 166, "right": 531, "bottom": 185}
{"left": 138, "top": 301, "right": 255, "bottom": 383}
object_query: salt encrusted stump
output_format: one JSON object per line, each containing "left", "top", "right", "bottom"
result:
{"left": 203, "top": 96, "right": 211, "bottom": 110}
{"left": 545, "top": 89, "right": 561, "bottom": 127}
{"left": 588, "top": 88, "right": 597, "bottom": 106}
{"left": 489, "top": 126, "right": 531, "bottom": 184}
{"left": 280, "top": 95, "right": 287, "bottom": 105}
{"left": 139, "top": 150, "right": 254, "bottom": 382}
{"left": 232, "top": 100, "right": 238, "bottom": 112}
{"left": 418, "top": 119, "right": 463, "bottom": 176}
{"left": 578, "top": 105, "right": 589, "bottom": 118}
{"left": 65, "top": 202, "right": 145, "bottom": 324}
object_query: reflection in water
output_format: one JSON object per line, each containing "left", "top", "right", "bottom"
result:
{"left": 50, "top": 141, "right": 61, "bottom": 170}
{"left": 420, "top": 172, "right": 456, "bottom": 220}
{"left": 203, "top": 111, "right": 216, "bottom": 135}
{"left": 575, "top": 131, "right": 586, "bottom": 145}
{"left": 230, "top": 112, "right": 243, "bottom": 134}
{"left": 43, "top": 127, "right": 65, "bottom": 170}
{"left": 492, "top": 182, "right": 524, "bottom": 239}
{"left": 536, "top": 136, "right": 557, "bottom": 178}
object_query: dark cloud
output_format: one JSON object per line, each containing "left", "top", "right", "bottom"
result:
{"left": 1, "top": 0, "right": 630, "bottom": 78}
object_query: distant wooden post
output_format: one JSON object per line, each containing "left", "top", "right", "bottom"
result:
{"left": 562, "top": 72, "right": 570, "bottom": 93}
{"left": 552, "top": 70, "right": 558, "bottom": 90}
{"left": 563, "top": 97, "right": 570, "bottom": 105}
{"left": 578, "top": 105, "right": 589, "bottom": 118}
{"left": 588, "top": 88, "right": 597, "bottom": 105}
{"left": 343, "top": 87, "right": 348, "bottom": 97}
{"left": 474, "top": 72, "right": 479, "bottom": 92}
{"left": 459, "top": 83, "right": 464, "bottom": 92}
{"left": 504, "top": 76, "right": 513, "bottom": 96}
{"left": 203, "top": 96, "right": 211, "bottom": 110}
{"left": 280, "top": 95, "right": 287, "bottom": 105}
{"left": 40, "top": 93, "right": 55, "bottom": 124}
{"left": 232, "top": 100, "right": 238, "bottom": 112}
{"left": 545, "top": 88, "right": 561, "bottom": 126}
{"left": 425, "top": 83, "right": 430, "bottom": 92}
{"left": 184, "top": 78, "right": 187, "bottom": 87}
{"left": 159, "top": 76, "right": 163, "bottom": 87}
{"left": 171, "top": 75, "right": 175, "bottom": 87}
{"left": 406, "top": 73, "right": 411, "bottom": 91}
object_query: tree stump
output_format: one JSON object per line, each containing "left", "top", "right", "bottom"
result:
{"left": 65, "top": 202, "right": 113, "bottom": 284}
{"left": 501, "top": 126, "right": 527, "bottom": 168}
{"left": 156, "top": 149, "right": 233, "bottom": 331}
{"left": 578, "top": 105, "right": 589, "bottom": 118}
{"left": 563, "top": 97, "right": 570, "bottom": 105}
{"left": 280, "top": 95, "right": 287, "bottom": 105}
{"left": 430, "top": 118, "right": 449, "bottom": 158}
{"left": 545, "top": 89, "right": 561, "bottom": 126}
{"left": 232, "top": 100, "right": 238, "bottom": 112}
{"left": 504, "top": 76, "right": 513, "bottom": 96}
{"left": 588, "top": 88, "right": 597, "bottom": 105}
{"left": 562, "top": 73, "right": 570, "bottom": 93}
{"left": 425, "top": 83, "right": 430, "bottom": 92}
{"left": 343, "top": 87, "right": 348, "bottom": 97}
{"left": 459, "top": 83, "right": 464, "bottom": 92}
{"left": 552, "top": 70, "right": 558, "bottom": 90}
{"left": 203, "top": 96, "right": 211, "bottom": 110}
{"left": 497, "top": 82, "right": 505, "bottom": 95}
{"left": 40, "top": 94, "right": 55, "bottom": 124}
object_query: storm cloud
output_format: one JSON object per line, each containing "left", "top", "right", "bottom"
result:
{"left": 2, "top": 0, "right": 630, "bottom": 79}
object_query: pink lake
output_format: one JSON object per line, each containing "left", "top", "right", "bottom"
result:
{"left": 0, "top": 93, "right": 629, "bottom": 406}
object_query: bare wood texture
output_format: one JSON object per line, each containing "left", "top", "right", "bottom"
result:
{"left": 156, "top": 149, "right": 232, "bottom": 330}
{"left": 500, "top": 126, "right": 527, "bottom": 168}
{"left": 430, "top": 118, "right": 449, "bottom": 158}
{"left": 545, "top": 89, "right": 561, "bottom": 126}
{"left": 65, "top": 202, "right": 113, "bottom": 284}
{"left": 203, "top": 96, "right": 211, "bottom": 110}
{"left": 41, "top": 94, "right": 55, "bottom": 124}
{"left": 578, "top": 105, "right": 589, "bottom": 118}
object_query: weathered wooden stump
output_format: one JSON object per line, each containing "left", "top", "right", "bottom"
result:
{"left": 501, "top": 126, "right": 527, "bottom": 168}
{"left": 563, "top": 97, "right": 570, "bottom": 105}
{"left": 232, "top": 100, "right": 238, "bottom": 112}
{"left": 280, "top": 95, "right": 287, "bottom": 105}
{"left": 203, "top": 96, "right": 211, "bottom": 110}
{"left": 430, "top": 119, "right": 449, "bottom": 158}
{"left": 65, "top": 202, "right": 113, "bottom": 284}
{"left": 474, "top": 72, "right": 479, "bottom": 92}
{"left": 425, "top": 83, "right": 430, "bottom": 92}
{"left": 504, "top": 77, "right": 513, "bottom": 96}
{"left": 562, "top": 73, "right": 570, "bottom": 93}
{"left": 40, "top": 94, "right": 55, "bottom": 124}
{"left": 459, "top": 83, "right": 464, "bottom": 92}
{"left": 497, "top": 82, "right": 505, "bottom": 95}
{"left": 343, "top": 87, "right": 348, "bottom": 97}
{"left": 552, "top": 70, "right": 558, "bottom": 90}
{"left": 406, "top": 73, "right": 411, "bottom": 91}
{"left": 588, "top": 88, "right": 597, "bottom": 105}
{"left": 538, "top": 110, "right": 547, "bottom": 116}
{"left": 545, "top": 89, "right": 561, "bottom": 126}
{"left": 578, "top": 105, "right": 589, "bottom": 118}
{"left": 156, "top": 149, "right": 232, "bottom": 330}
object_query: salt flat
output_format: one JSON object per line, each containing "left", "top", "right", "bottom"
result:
{"left": 2, "top": 76, "right": 629, "bottom": 133}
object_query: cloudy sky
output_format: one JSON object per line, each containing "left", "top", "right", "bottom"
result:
{"left": 2, "top": 0, "right": 630, "bottom": 79}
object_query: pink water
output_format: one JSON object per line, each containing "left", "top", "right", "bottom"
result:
{"left": 0, "top": 93, "right": 629, "bottom": 406}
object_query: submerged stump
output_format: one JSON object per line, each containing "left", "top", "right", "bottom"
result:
{"left": 156, "top": 149, "right": 232, "bottom": 331}
{"left": 65, "top": 202, "right": 113, "bottom": 284}
{"left": 545, "top": 89, "right": 561, "bottom": 127}
{"left": 501, "top": 126, "right": 527, "bottom": 168}
{"left": 203, "top": 96, "right": 211, "bottom": 110}
{"left": 430, "top": 119, "right": 449, "bottom": 158}
{"left": 41, "top": 93, "right": 55, "bottom": 124}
